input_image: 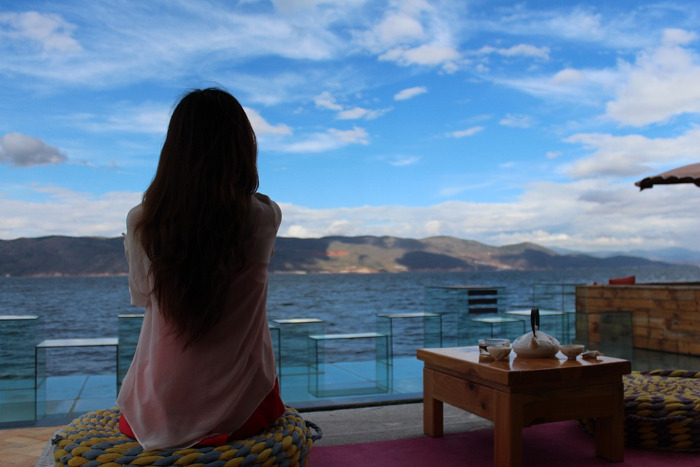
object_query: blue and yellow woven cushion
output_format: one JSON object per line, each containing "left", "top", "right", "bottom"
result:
{"left": 581, "top": 369, "right": 700, "bottom": 452}
{"left": 51, "top": 406, "right": 322, "bottom": 467}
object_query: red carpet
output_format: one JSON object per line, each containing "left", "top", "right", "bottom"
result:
{"left": 310, "top": 421, "right": 699, "bottom": 466}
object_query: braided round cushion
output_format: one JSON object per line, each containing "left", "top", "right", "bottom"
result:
{"left": 581, "top": 369, "right": 700, "bottom": 452}
{"left": 52, "top": 406, "right": 322, "bottom": 466}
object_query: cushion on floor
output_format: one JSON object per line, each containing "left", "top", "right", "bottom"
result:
{"left": 581, "top": 369, "right": 700, "bottom": 452}
{"left": 51, "top": 406, "right": 322, "bottom": 466}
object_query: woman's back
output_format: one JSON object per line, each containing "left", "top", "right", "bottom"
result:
{"left": 118, "top": 194, "right": 282, "bottom": 450}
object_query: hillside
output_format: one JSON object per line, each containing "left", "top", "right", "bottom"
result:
{"left": 0, "top": 235, "right": 670, "bottom": 277}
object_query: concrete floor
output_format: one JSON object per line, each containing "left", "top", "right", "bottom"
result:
{"left": 302, "top": 402, "right": 492, "bottom": 446}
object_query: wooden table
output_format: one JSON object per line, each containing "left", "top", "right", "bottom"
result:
{"left": 417, "top": 347, "right": 631, "bottom": 466}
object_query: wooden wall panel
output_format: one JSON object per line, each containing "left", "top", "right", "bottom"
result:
{"left": 575, "top": 284, "right": 700, "bottom": 356}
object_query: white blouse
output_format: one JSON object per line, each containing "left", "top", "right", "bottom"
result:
{"left": 117, "top": 194, "right": 281, "bottom": 450}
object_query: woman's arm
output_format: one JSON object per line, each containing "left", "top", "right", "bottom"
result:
{"left": 124, "top": 205, "right": 150, "bottom": 307}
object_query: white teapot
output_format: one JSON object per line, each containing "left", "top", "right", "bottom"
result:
{"left": 512, "top": 308, "right": 560, "bottom": 358}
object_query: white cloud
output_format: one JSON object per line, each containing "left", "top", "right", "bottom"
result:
{"left": 329, "top": 127, "right": 369, "bottom": 144}
{"left": 0, "top": 186, "right": 141, "bottom": 238}
{"left": 372, "top": 12, "right": 425, "bottom": 47}
{"left": 438, "top": 185, "right": 474, "bottom": 197}
{"left": 244, "top": 107, "right": 292, "bottom": 136}
{"left": 488, "top": 6, "right": 650, "bottom": 50}
{"left": 477, "top": 44, "right": 550, "bottom": 60}
{"left": 274, "top": 177, "right": 700, "bottom": 252}
{"left": 358, "top": 0, "right": 461, "bottom": 71}
{"left": 450, "top": 126, "right": 484, "bottom": 138}
{"left": 314, "top": 91, "right": 343, "bottom": 111}
{"left": 337, "top": 106, "right": 388, "bottom": 120}
{"left": 388, "top": 155, "right": 420, "bottom": 167}
{"left": 380, "top": 44, "right": 459, "bottom": 70}
{"left": 70, "top": 103, "right": 171, "bottom": 134}
{"left": 355, "top": 0, "right": 449, "bottom": 52}
{"left": 394, "top": 86, "right": 427, "bottom": 101}
{"left": 545, "top": 9, "right": 605, "bottom": 42}
{"left": 0, "top": 133, "right": 67, "bottom": 167}
{"left": 565, "top": 127, "right": 700, "bottom": 178}
{"left": 337, "top": 107, "right": 372, "bottom": 120}
{"left": 314, "top": 91, "right": 389, "bottom": 120}
{"left": 605, "top": 29, "right": 700, "bottom": 126}
{"left": 282, "top": 126, "right": 368, "bottom": 153}
{"left": 488, "top": 27, "right": 700, "bottom": 122}
{"left": 494, "top": 66, "right": 620, "bottom": 105}
{"left": 228, "top": 70, "right": 322, "bottom": 107}
{"left": 499, "top": 114, "right": 534, "bottom": 128}
{"left": 662, "top": 28, "right": 697, "bottom": 46}
{"left": 551, "top": 68, "right": 585, "bottom": 84}
{"left": 0, "top": 11, "right": 81, "bottom": 52}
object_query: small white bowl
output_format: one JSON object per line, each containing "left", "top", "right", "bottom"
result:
{"left": 487, "top": 345, "right": 512, "bottom": 361}
{"left": 559, "top": 344, "right": 585, "bottom": 360}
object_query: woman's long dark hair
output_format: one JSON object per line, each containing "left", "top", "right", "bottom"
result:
{"left": 136, "top": 88, "right": 259, "bottom": 347}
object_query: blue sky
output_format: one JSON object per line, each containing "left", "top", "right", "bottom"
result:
{"left": 2, "top": 0, "right": 700, "bottom": 253}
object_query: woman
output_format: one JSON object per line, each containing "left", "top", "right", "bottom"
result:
{"left": 117, "top": 88, "right": 285, "bottom": 450}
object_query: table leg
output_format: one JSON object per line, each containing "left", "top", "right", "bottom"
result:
{"left": 493, "top": 391, "right": 522, "bottom": 467}
{"left": 594, "top": 382, "right": 625, "bottom": 461}
{"left": 423, "top": 367, "right": 443, "bottom": 437}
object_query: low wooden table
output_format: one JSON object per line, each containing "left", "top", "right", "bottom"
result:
{"left": 417, "top": 347, "right": 631, "bottom": 466}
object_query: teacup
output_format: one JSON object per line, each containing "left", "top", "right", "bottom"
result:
{"left": 478, "top": 338, "right": 510, "bottom": 355}
{"left": 559, "top": 344, "right": 585, "bottom": 360}
{"left": 487, "top": 345, "right": 512, "bottom": 361}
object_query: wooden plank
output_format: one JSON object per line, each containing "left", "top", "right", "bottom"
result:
{"left": 431, "top": 370, "right": 494, "bottom": 420}
{"left": 519, "top": 383, "right": 619, "bottom": 426}
{"left": 633, "top": 336, "right": 649, "bottom": 348}
{"left": 643, "top": 289, "right": 675, "bottom": 301}
{"left": 494, "top": 391, "right": 523, "bottom": 467}
{"left": 647, "top": 338, "right": 676, "bottom": 352}
{"left": 672, "top": 289, "right": 696, "bottom": 301}
{"left": 581, "top": 288, "right": 606, "bottom": 299}
{"left": 673, "top": 318, "right": 700, "bottom": 332}
{"left": 677, "top": 300, "right": 700, "bottom": 311}
{"left": 678, "top": 341, "right": 700, "bottom": 355}
{"left": 423, "top": 367, "right": 444, "bottom": 437}
{"left": 594, "top": 382, "right": 625, "bottom": 462}
{"left": 632, "top": 323, "right": 648, "bottom": 338}
{"left": 651, "top": 300, "right": 681, "bottom": 312}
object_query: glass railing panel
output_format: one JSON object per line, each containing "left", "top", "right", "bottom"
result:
{"left": 117, "top": 314, "right": 144, "bottom": 389}
{"left": 0, "top": 315, "right": 41, "bottom": 423}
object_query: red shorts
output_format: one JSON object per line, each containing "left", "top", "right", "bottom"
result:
{"left": 119, "top": 379, "right": 285, "bottom": 446}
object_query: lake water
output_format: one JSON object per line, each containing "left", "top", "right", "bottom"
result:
{"left": 2, "top": 264, "right": 700, "bottom": 377}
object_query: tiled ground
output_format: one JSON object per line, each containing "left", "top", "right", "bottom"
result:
{"left": 0, "top": 424, "right": 61, "bottom": 466}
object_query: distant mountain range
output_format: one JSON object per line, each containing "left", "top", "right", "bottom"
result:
{"left": 0, "top": 235, "right": 681, "bottom": 277}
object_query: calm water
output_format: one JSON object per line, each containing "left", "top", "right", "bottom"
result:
{"left": 2, "top": 265, "right": 700, "bottom": 377}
